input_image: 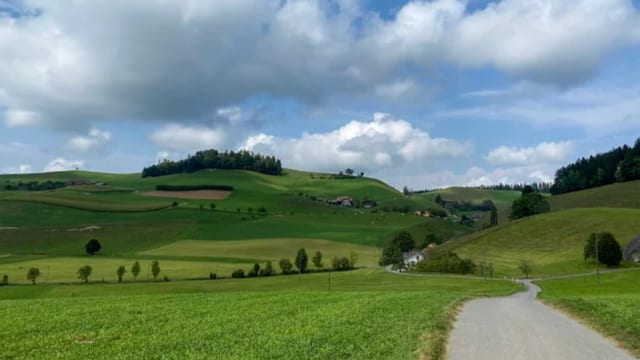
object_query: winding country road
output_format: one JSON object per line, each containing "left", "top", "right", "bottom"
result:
{"left": 447, "top": 281, "right": 635, "bottom": 360}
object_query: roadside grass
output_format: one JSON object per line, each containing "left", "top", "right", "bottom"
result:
{"left": 537, "top": 270, "right": 640, "bottom": 357}
{"left": 141, "top": 238, "right": 381, "bottom": 266}
{"left": 0, "top": 269, "right": 521, "bottom": 359}
{"left": 430, "top": 208, "right": 640, "bottom": 277}
{"left": 549, "top": 180, "right": 640, "bottom": 211}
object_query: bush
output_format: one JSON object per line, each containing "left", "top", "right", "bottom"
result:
{"left": 584, "top": 232, "right": 623, "bottom": 267}
{"left": 332, "top": 257, "right": 353, "bottom": 271}
{"left": 163, "top": 276, "right": 170, "bottom": 282}
{"left": 1, "top": 274, "right": 7, "bottom": 286}
{"left": 231, "top": 269, "right": 245, "bottom": 278}
{"left": 279, "top": 258, "right": 294, "bottom": 274}
{"left": 259, "top": 261, "right": 274, "bottom": 276}
{"left": 209, "top": 272, "right": 217, "bottom": 280}
{"left": 415, "top": 252, "right": 476, "bottom": 274}
{"left": 247, "top": 263, "right": 261, "bottom": 277}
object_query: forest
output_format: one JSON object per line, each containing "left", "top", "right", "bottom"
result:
{"left": 141, "top": 150, "right": 283, "bottom": 177}
{"left": 551, "top": 138, "right": 640, "bottom": 194}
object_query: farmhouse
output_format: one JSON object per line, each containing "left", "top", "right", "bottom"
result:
{"left": 403, "top": 251, "right": 424, "bottom": 266}
{"left": 328, "top": 196, "right": 355, "bottom": 207}
{"left": 415, "top": 210, "right": 432, "bottom": 217}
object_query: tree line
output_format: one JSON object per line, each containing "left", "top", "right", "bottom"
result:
{"left": 230, "top": 249, "right": 358, "bottom": 278}
{"left": 551, "top": 138, "right": 640, "bottom": 194}
{"left": 141, "top": 149, "right": 283, "bottom": 177}
{"left": 3, "top": 180, "right": 67, "bottom": 191}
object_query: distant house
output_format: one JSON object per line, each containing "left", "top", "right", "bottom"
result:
{"left": 362, "top": 200, "right": 376, "bottom": 209}
{"left": 403, "top": 251, "right": 424, "bottom": 267}
{"left": 415, "top": 210, "right": 432, "bottom": 217}
{"left": 335, "top": 196, "right": 354, "bottom": 207}
{"left": 427, "top": 242, "right": 437, "bottom": 249}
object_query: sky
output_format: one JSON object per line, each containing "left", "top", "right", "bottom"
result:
{"left": 0, "top": 0, "right": 639, "bottom": 189}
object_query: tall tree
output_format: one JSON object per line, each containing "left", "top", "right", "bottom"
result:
{"left": 312, "top": 251, "right": 323, "bottom": 268}
{"left": 26, "top": 267, "right": 40, "bottom": 285}
{"left": 77, "top": 265, "right": 92, "bottom": 283}
{"left": 295, "top": 248, "right": 308, "bottom": 273}
{"left": 131, "top": 261, "right": 141, "bottom": 281}
{"left": 151, "top": 261, "right": 160, "bottom": 280}
{"left": 116, "top": 265, "right": 126, "bottom": 283}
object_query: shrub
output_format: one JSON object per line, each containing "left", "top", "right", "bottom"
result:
{"left": 247, "top": 263, "right": 260, "bottom": 277}
{"left": 231, "top": 269, "right": 245, "bottom": 278}
{"left": 209, "top": 272, "right": 217, "bottom": 280}
{"left": 259, "top": 261, "right": 274, "bottom": 276}
{"left": 257, "top": 207, "right": 268, "bottom": 215}
{"left": 312, "top": 251, "right": 323, "bottom": 268}
{"left": 171, "top": 201, "right": 178, "bottom": 207}
{"left": 163, "top": 276, "right": 170, "bottom": 282}
{"left": 1, "top": 274, "right": 8, "bottom": 286}
{"left": 415, "top": 252, "right": 476, "bottom": 274}
{"left": 332, "top": 257, "right": 353, "bottom": 271}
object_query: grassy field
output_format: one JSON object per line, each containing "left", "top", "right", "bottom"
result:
{"left": 141, "top": 238, "right": 381, "bottom": 266}
{"left": 0, "top": 269, "right": 521, "bottom": 359}
{"left": 537, "top": 270, "right": 640, "bottom": 357}
{"left": 430, "top": 208, "right": 640, "bottom": 277}
{"left": 549, "top": 180, "right": 640, "bottom": 211}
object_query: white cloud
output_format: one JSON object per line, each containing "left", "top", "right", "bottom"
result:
{"left": 68, "top": 128, "right": 111, "bottom": 152}
{"left": 43, "top": 157, "right": 84, "bottom": 172}
{"left": 485, "top": 141, "right": 575, "bottom": 166}
{"left": 150, "top": 124, "right": 226, "bottom": 153}
{"left": 0, "top": 164, "right": 32, "bottom": 174}
{"left": 242, "top": 113, "right": 471, "bottom": 171}
{"left": 0, "top": 0, "right": 637, "bottom": 130}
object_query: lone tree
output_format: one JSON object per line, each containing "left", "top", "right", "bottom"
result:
{"left": 26, "top": 267, "right": 40, "bottom": 285}
{"left": 151, "top": 261, "right": 160, "bottom": 280}
{"left": 349, "top": 251, "right": 359, "bottom": 268}
{"left": 584, "top": 232, "right": 623, "bottom": 267}
{"left": 77, "top": 265, "right": 93, "bottom": 283}
{"left": 131, "top": 261, "right": 141, "bottom": 281}
{"left": 295, "top": 248, "right": 308, "bottom": 273}
{"left": 379, "top": 231, "right": 415, "bottom": 266}
{"left": 279, "top": 258, "right": 293, "bottom": 274}
{"left": 1, "top": 274, "right": 7, "bottom": 286}
{"left": 312, "top": 251, "right": 324, "bottom": 268}
{"left": 518, "top": 260, "right": 532, "bottom": 279}
{"left": 116, "top": 265, "right": 126, "bottom": 283}
{"left": 84, "top": 239, "right": 102, "bottom": 255}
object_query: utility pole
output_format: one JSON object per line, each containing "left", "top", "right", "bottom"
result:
{"left": 596, "top": 235, "right": 600, "bottom": 285}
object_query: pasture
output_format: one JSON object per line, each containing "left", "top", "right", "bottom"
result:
{"left": 537, "top": 270, "right": 640, "bottom": 357}
{"left": 431, "top": 208, "right": 640, "bottom": 276}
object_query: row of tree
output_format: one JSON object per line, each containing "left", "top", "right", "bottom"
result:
{"left": 24, "top": 260, "right": 162, "bottom": 285}
{"left": 551, "top": 138, "right": 640, "bottom": 194}
{"left": 3, "top": 180, "right": 67, "bottom": 191}
{"left": 231, "top": 249, "right": 358, "bottom": 278}
{"left": 141, "top": 149, "right": 283, "bottom": 177}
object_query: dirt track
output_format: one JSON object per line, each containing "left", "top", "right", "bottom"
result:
{"left": 140, "top": 190, "right": 231, "bottom": 200}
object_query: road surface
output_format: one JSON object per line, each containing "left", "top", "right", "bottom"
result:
{"left": 447, "top": 281, "right": 635, "bottom": 360}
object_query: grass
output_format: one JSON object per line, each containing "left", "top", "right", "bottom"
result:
{"left": 0, "top": 269, "right": 521, "bottom": 359}
{"left": 537, "top": 270, "right": 640, "bottom": 357}
{"left": 549, "top": 180, "right": 640, "bottom": 211}
{"left": 141, "top": 238, "right": 381, "bottom": 266}
{"left": 430, "top": 208, "right": 640, "bottom": 277}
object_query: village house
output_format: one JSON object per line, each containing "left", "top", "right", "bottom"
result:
{"left": 414, "top": 210, "right": 432, "bottom": 217}
{"left": 403, "top": 251, "right": 424, "bottom": 267}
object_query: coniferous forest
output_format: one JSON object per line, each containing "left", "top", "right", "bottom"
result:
{"left": 551, "top": 138, "right": 640, "bottom": 194}
{"left": 141, "top": 149, "right": 283, "bottom": 177}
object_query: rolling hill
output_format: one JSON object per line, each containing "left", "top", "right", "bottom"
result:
{"left": 548, "top": 180, "right": 640, "bottom": 211}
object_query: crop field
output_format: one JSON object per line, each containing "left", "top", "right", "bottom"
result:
{"left": 141, "top": 238, "right": 381, "bottom": 266}
{"left": 431, "top": 208, "right": 640, "bottom": 276}
{"left": 0, "top": 269, "right": 522, "bottom": 359}
{"left": 537, "top": 270, "right": 640, "bottom": 357}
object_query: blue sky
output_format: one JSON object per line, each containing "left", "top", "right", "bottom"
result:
{"left": 0, "top": 0, "right": 639, "bottom": 189}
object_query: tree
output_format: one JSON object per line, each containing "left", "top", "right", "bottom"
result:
{"left": 295, "top": 248, "right": 308, "bottom": 273}
{"left": 77, "top": 265, "right": 92, "bottom": 283}
{"left": 131, "top": 261, "right": 141, "bottom": 280}
{"left": 279, "top": 258, "right": 294, "bottom": 274}
{"left": 510, "top": 190, "right": 550, "bottom": 220}
{"left": 248, "top": 263, "right": 260, "bottom": 277}
{"left": 349, "top": 251, "right": 358, "bottom": 268}
{"left": 210, "top": 203, "right": 216, "bottom": 210}
{"left": 312, "top": 251, "right": 324, "bottom": 268}
{"left": 1, "top": 274, "right": 7, "bottom": 286}
{"left": 345, "top": 168, "right": 354, "bottom": 176}
{"left": 392, "top": 231, "right": 415, "bottom": 252}
{"left": 402, "top": 186, "right": 410, "bottom": 196}
{"left": 151, "top": 261, "right": 160, "bottom": 280}
{"left": 26, "top": 267, "right": 40, "bottom": 285}
{"left": 584, "top": 232, "right": 623, "bottom": 267}
{"left": 332, "top": 257, "right": 353, "bottom": 271}
{"left": 260, "top": 261, "right": 274, "bottom": 276}
{"left": 116, "top": 265, "right": 126, "bottom": 283}
{"left": 232, "top": 269, "right": 245, "bottom": 278}
{"left": 84, "top": 239, "right": 102, "bottom": 255}
{"left": 518, "top": 260, "right": 532, "bottom": 279}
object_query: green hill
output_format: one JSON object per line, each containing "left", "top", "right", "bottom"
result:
{"left": 430, "top": 208, "right": 640, "bottom": 277}
{"left": 549, "top": 180, "right": 640, "bottom": 211}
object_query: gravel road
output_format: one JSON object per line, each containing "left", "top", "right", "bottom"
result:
{"left": 447, "top": 281, "right": 636, "bottom": 360}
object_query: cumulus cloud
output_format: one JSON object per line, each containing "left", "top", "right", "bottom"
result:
{"left": 0, "top": 0, "right": 637, "bottom": 129}
{"left": 241, "top": 113, "right": 471, "bottom": 171}
{"left": 68, "top": 128, "right": 111, "bottom": 152}
{"left": 485, "top": 141, "right": 575, "bottom": 166}
{"left": 150, "top": 124, "right": 226, "bottom": 153}
{"left": 43, "top": 157, "right": 84, "bottom": 172}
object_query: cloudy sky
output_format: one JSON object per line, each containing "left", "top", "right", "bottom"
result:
{"left": 1, "top": 0, "right": 639, "bottom": 189}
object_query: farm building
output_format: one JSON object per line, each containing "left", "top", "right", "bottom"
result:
{"left": 403, "top": 251, "right": 424, "bottom": 266}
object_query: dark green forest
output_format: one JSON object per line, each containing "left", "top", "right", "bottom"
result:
{"left": 141, "top": 149, "right": 282, "bottom": 177}
{"left": 551, "top": 138, "right": 640, "bottom": 194}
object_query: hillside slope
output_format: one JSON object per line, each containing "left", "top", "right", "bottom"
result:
{"left": 549, "top": 180, "right": 640, "bottom": 211}
{"left": 431, "top": 208, "right": 640, "bottom": 276}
